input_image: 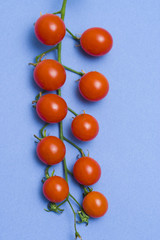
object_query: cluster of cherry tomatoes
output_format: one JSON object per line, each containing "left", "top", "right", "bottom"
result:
{"left": 33, "top": 13, "right": 113, "bottom": 219}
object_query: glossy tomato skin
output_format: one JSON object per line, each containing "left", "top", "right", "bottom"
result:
{"left": 36, "top": 94, "right": 68, "bottom": 123}
{"left": 79, "top": 71, "right": 109, "bottom": 101}
{"left": 71, "top": 114, "right": 99, "bottom": 141}
{"left": 83, "top": 191, "right": 108, "bottom": 218}
{"left": 35, "top": 14, "right": 66, "bottom": 45}
{"left": 73, "top": 157, "right": 101, "bottom": 186}
{"left": 37, "top": 136, "right": 66, "bottom": 165}
{"left": 80, "top": 27, "right": 113, "bottom": 56}
{"left": 43, "top": 176, "right": 69, "bottom": 203}
{"left": 34, "top": 59, "right": 66, "bottom": 91}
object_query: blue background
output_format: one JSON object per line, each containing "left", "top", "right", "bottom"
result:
{"left": 0, "top": 0, "right": 160, "bottom": 239}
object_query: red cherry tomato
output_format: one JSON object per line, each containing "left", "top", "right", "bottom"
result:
{"left": 73, "top": 157, "right": 101, "bottom": 186}
{"left": 71, "top": 114, "right": 99, "bottom": 141}
{"left": 43, "top": 176, "right": 69, "bottom": 203}
{"left": 36, "top": 94, "right": 67, "bottom": 123}
{"left": 79, "top": 71, "right": 109, "bottom": 101}
{"left": 35, "top": 14, "right": 66, "bottom": 45}
{"left": 34, "top": 59, "right": 66, "bottom": 91}
{"left": 37, "top": 136, "right": 66, "bottom": 165}
{"left": 83, "top": 191, "right": 108, "bottom": 218}
{"left": 80, "top": 27, "right": 113, "bottom": 56}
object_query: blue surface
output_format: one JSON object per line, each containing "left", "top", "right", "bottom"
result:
{"left": 0, "top": 0, "right": 160, "bottom": 239}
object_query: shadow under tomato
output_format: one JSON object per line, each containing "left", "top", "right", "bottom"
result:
{"left": 28, "top": 26, "right": 50, "bottom": 52}
{"left": 74, "top": 43, "right": 108, "bottom": 62}
{"left": 71, "top": 85, "right": 102, "bottom": 113}
{"left": 28, "top": 65, "right": 41, "bottom": 91}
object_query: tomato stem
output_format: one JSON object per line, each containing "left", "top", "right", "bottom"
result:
{"left": 67, "top": 199, "right": 82, "bottom": 240}
{"left": 68, "top": 107, "right": 78, "bottom": 116}
{"left": 67, "top": 168, "right": 73, "bottom": 175}
{"left": 28, "top": 62, "right": 37, "bottom": 67}
{"left": 52, "top": 10, "right": 61, "bottom": 15}
{"left": 56, "top": 0, "right": 71, "bottom": 187}
{"left": 35, "top": 46, "right": 58, "bottom": 63}
{"left": 63, "top": 136, "right": 85, "bottom": 157}
{"left": 82, "top": 186, "right": 93, "bottom": 196}
{"left": 69, "top": 193, "right": 82, "bottom": 209}
{"left": 35, "top": 90, "right": 46, "bottom": 101}
{"left": 63, "top": 65, "right": 84, "bottom": 76}
{"left": 56, "top": 0, "right": 70, "bottom": 185}
{"left": 57, "top": 198, "right": 67, "bottom": 208}
{"left": 40, "top": 123, "right": 49, "bottom": 138}
{"left": 45, "top": 166, "right": 51, "bottom": 179}
{"left": 66, "top": 28, "right": 80, "bottom": 41}
{"left": 34, "top": 134, "right": 42, "bottom": 141}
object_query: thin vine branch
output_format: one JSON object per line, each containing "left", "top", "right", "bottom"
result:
{"left": 35, "top": 46, "right": 58, "bottom": 63}
{"left": 69, "top": 193, "right": 82, "bottom": 209}
{"left": 68, "top": 107, "right": 78, "bottom": 116}
{"left": 63, "top": 65, "right": 84, "bottom": 76}
{"left": 67, "top": 199, "right": 82, "bottom": 240}
{"left": 66, "top": 28, "right": 80, "bottom": 41}
{"left": 63, "top": 136, "right": 85, "bottom": 157}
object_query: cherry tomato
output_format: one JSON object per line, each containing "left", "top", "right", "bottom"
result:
{"left": 73, "top": 157, "right": 101, "bottom": 185}
{"left": 71, "top": 114, "right": 99, "bottom": 141}
{"left": 43, "top": 176, "right": 69, "bottom": 203}
{"left": 34, "top": 59, "right": 66, "bottom": 91}
{"left": 35, "top": 14, "right": 66, "bottom": 45}
{"left": 37, "top": 136, "right": 66, "bottom": 165}
{"left": 79, "top": 71, "right": 109, "bottom": 101}
{"left": 80, "top": 27, "right": 113, "bottom": 56}
{"left": 36, "top": 94, "right": 68, "bottom": 123}
{"left": 83, "top": 191, "right": 108, "bottom": 218}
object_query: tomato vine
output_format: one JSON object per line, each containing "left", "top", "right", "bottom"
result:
{"left": 30, "top": 0, "right": 113, "bottom": 238}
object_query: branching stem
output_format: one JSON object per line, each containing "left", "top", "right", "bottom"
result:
{"left": 68, "top": 107, "right": 78, "bottom": 116}
{"left": 63, "top": 65, "right": 84, "bottom": 76}
{"left": 67, "top": 200, "right": 82, "bottom": 240}
{"left": 63, "top": 136, "right": 85, "bottom": 157}
{"left": 69, "top": 193, "right": 82, "bottom": 209}
{"left": 66, "top": 28, "right": 80, "bottom": 41}
{"left": 35, "top": 46, "right": 58, "bottom": 63}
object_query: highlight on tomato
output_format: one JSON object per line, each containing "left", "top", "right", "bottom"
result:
{"left": 35, "top": 14, "right": 66, "bottom": 45}
{"left": 43, "top": 176, "right": 69, "bottom": 203}
{"left": 82, "top": 191, "right": 108, "bottom": 218}
{"left": 73, "top": 157, "right": 101, "bottom": 185}
{"left": 34, "top": 59, "right": 66, "bottom": 91}
{"left": 36, "top": 93, "right": 68, "bottom": 123}
{"left": 80, "top": 27, "right": 113, "bottom": 56}
{"left": 37, "top": 136, "right": 66, "bottom": 165}
{"left": 79, "top": 71, "right": 109, "bottom": 101}
{"left": 71, "top": 113, "right": 99, "bottom": 141}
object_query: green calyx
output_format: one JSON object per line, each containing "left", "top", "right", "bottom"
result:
{"left": 77, "top": 210, "right": 89, "bottom": 226}
{"left": 45, "top": 202, "right": 64, "bottom": 214}
{"left": 83, "top": 186, "right": 93, "bottom": 197}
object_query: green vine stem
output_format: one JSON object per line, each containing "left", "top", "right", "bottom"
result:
{"left": 67, "top": 168, "right": 73, "bottom": 175}
{"left": 56, "top": 1, "right": 83, "bottom": 237}
{"left": 63, "top": 136, "right": 85, "bottom": 157}
{"left": 35, "top": 46, "right": 57, "bottom": 63}
{"left": 66, "top": 28, "right": 80, "bottom": 41}
{"left": 34, "top": 134, "right": 42, "bottom": 141}
{"left": 67, "top": 199, "right": 82, "bottom": 240}
{"left": 40, "top": 123, "right": 49, "bottom": 138}
{"left": 68, "top": 107, "right": 78, "bottom": 116}
{"left": 52, "top": 11, "right": 61, "bottom": 15}
{"left": 56, "top": 0, "right": 68, "bottom": 189}
{"left": 57, "top": 199, "right": 67, "bottom": 208}
{"left": 69, "top": 193, "right": 82, "bottom": 209}
{"left": 63, "top": 65, "right": 84, "bottom": 76}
